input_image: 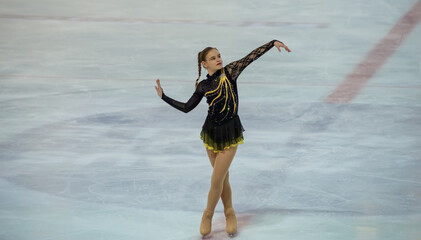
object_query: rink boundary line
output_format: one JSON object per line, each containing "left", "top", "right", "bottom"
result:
{"left": 0, "top": 13, "right": 329, "bottom": 28}
{"left": 1, "top": 74, "right": 420, "bottom": 89}
{"left": 325, "top": 0, "right": 421, "bottom": 103}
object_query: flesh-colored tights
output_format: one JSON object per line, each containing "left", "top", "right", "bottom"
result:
{"left": 205, "top": 146, "right": 237, "bottom": 212}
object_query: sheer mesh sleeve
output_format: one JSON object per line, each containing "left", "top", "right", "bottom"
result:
{"left": 225, "top": 40, "right": 278, "bottom": 81}
{"left": 161, "top": 83, "right": 205, "bottom": 113}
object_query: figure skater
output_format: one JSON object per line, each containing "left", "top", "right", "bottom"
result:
{"left": 154, "top": 40, "right": 291, "bottom": 236}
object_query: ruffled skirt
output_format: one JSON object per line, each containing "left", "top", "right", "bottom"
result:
{"left": 200, "top": 115, "right": 244, "bottom": 152}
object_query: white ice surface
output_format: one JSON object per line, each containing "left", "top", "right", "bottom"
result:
{"left": 0, "top": 0, "right": 420, "bottom": 239}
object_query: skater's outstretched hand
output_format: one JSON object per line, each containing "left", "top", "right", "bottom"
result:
{"left": 274, "top": 41, "right": 291, "bottom": 52}
{"left": 155, "top": 79, "right": 163, "bottom": 98}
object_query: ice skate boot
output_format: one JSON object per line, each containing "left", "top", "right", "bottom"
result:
{"left": 200, "top": 209, "right": 214, "bottom": 236}
{"left": 224, "top": 207, "right": 237, "bottom": 235}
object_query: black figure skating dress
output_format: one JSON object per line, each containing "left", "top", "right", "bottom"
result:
{"left": 162, "top": 40, "right": 279, "bottom": 152}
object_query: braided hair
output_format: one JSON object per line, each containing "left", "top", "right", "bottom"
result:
{"left": 196, "top": 47, "right": 217, "bottom": 87}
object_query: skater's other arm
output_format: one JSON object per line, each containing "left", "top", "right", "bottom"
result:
{"left": 155, "top": 79, "right": 203, "bottom": 113}
{"left": 225, "top": 40, "right": 291, "bottom": 81}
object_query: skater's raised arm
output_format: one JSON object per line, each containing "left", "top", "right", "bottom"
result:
{"left": 155, "top": 79, "right": 204, "bottom": 113}
{"left": 225, "top": 40, "right": 291, "bottom": 81}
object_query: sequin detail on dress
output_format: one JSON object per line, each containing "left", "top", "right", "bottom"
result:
{"left": 205, "top": 69, "right": 237, "bottom": 114}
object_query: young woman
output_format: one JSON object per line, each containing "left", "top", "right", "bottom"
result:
{"left": 154, "top": 40, "right": 291, "bottom": 236}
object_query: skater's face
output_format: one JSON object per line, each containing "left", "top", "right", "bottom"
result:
{"left": 202, "top": 49, "right": 223, "bottom": 75}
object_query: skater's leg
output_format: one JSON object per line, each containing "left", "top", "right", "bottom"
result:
{"left": 205, "top": 146, "right": 237, "bottom": 212}
{"left": 206, "top": 149, "right": 233, "bottom": 209}
{"left": 220, "top": 170, "right": 237, "bottom": 235}
{"left": 221, "top": 172, "right": 233, "bottom": 209}
{"left": 201, "top": 146, "right": 237, "bottom": 236}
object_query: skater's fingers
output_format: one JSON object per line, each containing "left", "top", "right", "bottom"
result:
{"left": 274, "top": 41, "right": 288, "bottom": 53}
{"left": 154, "top": 84, "right": 163, "bottom": 98}
{"left": 156, "top": 79, "right": 162, "bottom": 89}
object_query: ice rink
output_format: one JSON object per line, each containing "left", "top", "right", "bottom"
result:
{"left": 1, "top": 0, "right": 421, "bottom": 239}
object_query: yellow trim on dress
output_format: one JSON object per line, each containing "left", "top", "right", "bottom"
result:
{"left": 201, "top": 136, "right": 244, "bottom": 153}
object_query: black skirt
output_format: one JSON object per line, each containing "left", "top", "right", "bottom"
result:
{"left": 200, "top": 115, "right": 244, "bottom": 152}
